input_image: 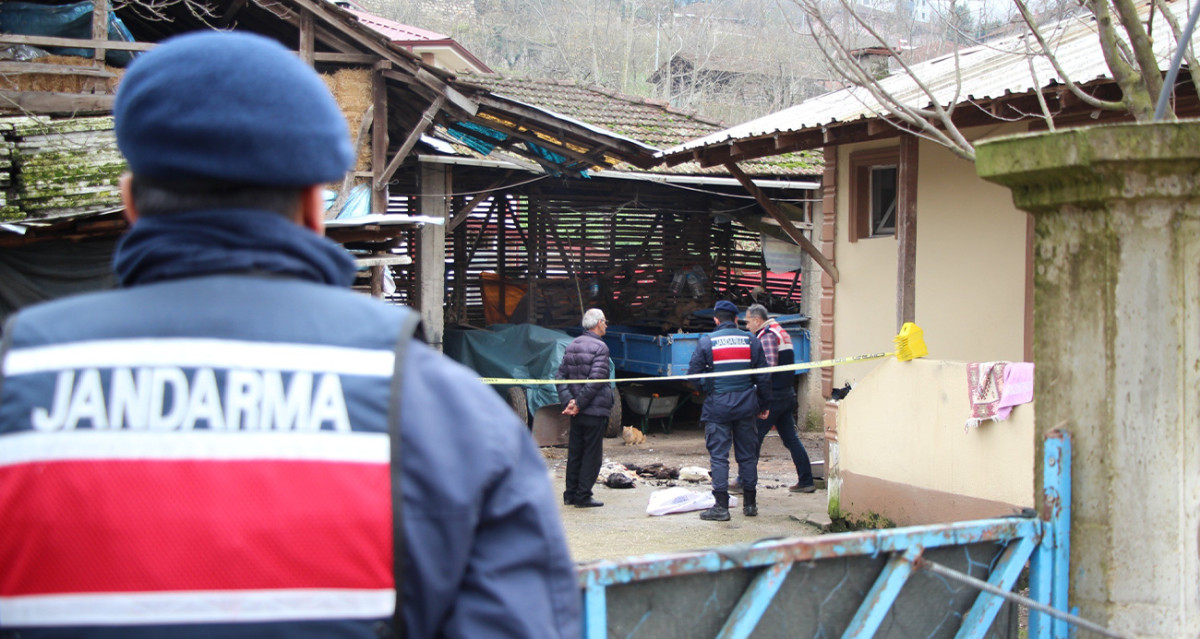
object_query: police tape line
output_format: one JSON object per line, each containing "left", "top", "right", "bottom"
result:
{"left": 479, "top": 351, "right": 894, "bottom": 386}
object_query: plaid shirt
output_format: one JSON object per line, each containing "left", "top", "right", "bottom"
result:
{"left": 756, "top": 322, "right": 782, "bottom": 367}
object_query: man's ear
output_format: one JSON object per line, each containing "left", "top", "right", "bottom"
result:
{"left": 298, "top": 184, "right": 325, "bottom": 235}
{"left": 120, "top": 173, "right": 138, "bottom": 225}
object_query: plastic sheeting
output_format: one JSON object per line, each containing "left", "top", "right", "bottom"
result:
{"left": 444, "top": 323, "right": 613, "bottom": 416}
{"left": 0, "top": 237, "right": 117, "bottom": 325}
{"left": 0, "top": 1, "right": 138, "bottom": 67}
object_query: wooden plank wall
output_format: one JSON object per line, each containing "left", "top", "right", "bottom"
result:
{"left": 376, "top": 185, "right": 814, "bottom": 333}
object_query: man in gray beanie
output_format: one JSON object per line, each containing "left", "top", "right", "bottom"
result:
{"left": 0, "top": 31, "right": 580, "bottom": 639}
{"left": 687, "top": 300, "right": 771, "bottom": 521}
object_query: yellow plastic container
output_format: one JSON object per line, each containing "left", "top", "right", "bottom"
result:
{"left": 893, "top": 322, "right": 928, "bottom": 361}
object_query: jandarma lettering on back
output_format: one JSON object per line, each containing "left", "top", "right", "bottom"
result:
{"left": 30, "top": 368, "right": 351, "bottom": 432}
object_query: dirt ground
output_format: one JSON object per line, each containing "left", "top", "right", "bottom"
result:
{"left": 540, "top": 421, "right": 829, "bottom": 565}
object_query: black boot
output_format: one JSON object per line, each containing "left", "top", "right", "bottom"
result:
{"left": 700, "top": 490, "right": 731, "bottom": 521}
{"left": 743, "top": 488, "right": 758, "bottom": 517}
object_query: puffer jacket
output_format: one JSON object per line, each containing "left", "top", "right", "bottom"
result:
{"left": 555, "top": 331, "right": 613, "bottom": 418}
{"left": 0, "top": 209, "right": 581, "bottom": 639}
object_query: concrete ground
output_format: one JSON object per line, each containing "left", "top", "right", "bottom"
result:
{"left": 541, "top": 423, "right": 830, "bottom": 565}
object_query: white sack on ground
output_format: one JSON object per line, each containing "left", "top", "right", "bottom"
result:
{"left": 647, "top": 487, "right": 738, "bottom": 516}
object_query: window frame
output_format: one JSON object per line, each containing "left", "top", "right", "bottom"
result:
{"left": 848, "top": 147, "right": 901, "bottom": 242}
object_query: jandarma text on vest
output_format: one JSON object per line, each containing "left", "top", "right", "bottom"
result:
{"left": 29, "top": 367, "right": 352, "bottom": 432}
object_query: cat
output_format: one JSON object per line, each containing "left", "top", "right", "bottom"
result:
{"left": 621, "top": 425, "right": 646, "bottom": 446}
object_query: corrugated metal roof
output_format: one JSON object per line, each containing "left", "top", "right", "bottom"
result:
{"left": 661, "top": 0, "right": 1188, "bottom": 157}
{"left": 456, "top": 74, "right": 823, "bottom": 175}
{"left": 339, "top": 6, "right": 449, "bottom": 42}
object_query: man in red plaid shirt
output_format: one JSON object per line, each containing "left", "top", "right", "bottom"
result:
{"left": 745, "top": 304, "right": 816, "bottom": 494}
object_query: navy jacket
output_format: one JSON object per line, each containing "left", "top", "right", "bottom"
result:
{"left": 555, "top": 331, "right": 612, "bottom": 418}
{"left": 0, "top": 210, "right": 580, "bottom": 638}
{"left": 687, "top": 321, "right": 771, "bottom": 423}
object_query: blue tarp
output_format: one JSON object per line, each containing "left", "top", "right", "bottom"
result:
{"left": 323, "top": 185, "right": 371, "bottom": 219}
{"left": 0, "top": 2, "right": 138, "bottom": 67}
{"left": 446, "top": 121, "right": 507, "bottom": 156}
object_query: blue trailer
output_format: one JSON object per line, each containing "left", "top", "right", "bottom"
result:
{"left": 603, "top": 313, "right": 811, "bottom": 377}
{"left": 602, "top": 313, "right": 810, "bottom": 432}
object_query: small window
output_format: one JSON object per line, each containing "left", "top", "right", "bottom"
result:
{"left": 869, "top": 165, "right": 897, "bottom": 236}
{"left": 849, "top": 148, "right": 902, "bottom": 241}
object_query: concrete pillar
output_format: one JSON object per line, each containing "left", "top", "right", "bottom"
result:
{"left": 976, "top": 123, "right": 1200, "bottom": 637}
{"left": 417, "top": 162, "right": 448, "bottom": 351}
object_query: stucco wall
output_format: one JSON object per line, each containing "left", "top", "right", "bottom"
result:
{"left": 831, "top": 128, "right": 1030, "bottom": 390}
{"left": 827, "top": 125, "right": 1036, "bottom": 524}
{"left": 831, "top": 358, "right": 1035, "bottom": 525}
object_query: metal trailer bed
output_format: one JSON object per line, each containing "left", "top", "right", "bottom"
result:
{"left": 602, "top": 313, "right": 811, "bottom": 378}
{"left": 601, "top": 313, "right": 811, "bottom": 433}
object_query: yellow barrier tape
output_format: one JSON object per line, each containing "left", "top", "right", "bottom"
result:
{"left": 479, "top": 351, "right": 894, "bottom": 385}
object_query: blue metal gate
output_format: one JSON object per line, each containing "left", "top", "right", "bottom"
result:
{"left": 577, "top": 431, "right": 1088, "bottom": 638}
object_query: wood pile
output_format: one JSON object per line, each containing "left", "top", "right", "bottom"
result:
{"left": 0, "top": 115, "right": 123, "bottom": 220}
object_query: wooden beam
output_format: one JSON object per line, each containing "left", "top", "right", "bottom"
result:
{"left": 867, "top": 118, "right": 895, "bottom": 136}
{"left": 0, "top": 34, "right": 154, "bottom": 52}
{"left": 660, "top": 152, "right": 693, "bottom": 167}
{"left": 0, "top": 62, "right": 115, "bottom": 77}
{"left": 298, "top": 9, "right": 315, "bottom": 65}
{"left": 0, "top": 90, "right": 113, "bottom": 113}
{"left": 371, "top": 69, "right": 388, "bottom": 214}
{"left": 417, "top": 163, "right": 449, "bottom": 347}
{"left": 313, "top": 52, "right": 377, "bottom": 64}
{"left": 727, "top": 210, "right": 807, "bottom": 245}
{"left": 773, "top": 130, "right": 823, "bottom": 153}
{"left": 414, "top": 70, "right": 477, "bottom": 116}
{"left": 381, "top": 69, "right": 478, "bottom": 118}
{"left": 694, "top": 145, "right": 732, "bottom": 168}
{"left": 725, "top": 161, "right": 839, "bottom": 283}
{"left": 90, "top": 0, "right": 106, "bottom": 63}
{"left": 896, "top": 133, "right": 918, "bottom": 327}
{"left": 447, "top": 171, "right": 513, "bottom": 232}
{"left": 288, "top": 0, "right": 426, "bottom": 73}
{"left": 375, "top": 94, "right": 445, "bottom": 190}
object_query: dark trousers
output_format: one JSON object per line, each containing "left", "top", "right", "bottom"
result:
{"left": 705, "top": 415, "right": 760, "bottom": 492}
{"left": 755, "top": 394, "right": 814, "bottom": 487}
{"left": 564, "top": 413, "right": 605, "bottom": 503}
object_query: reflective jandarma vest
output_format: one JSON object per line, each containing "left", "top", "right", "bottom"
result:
{"left": 0, "top": 275, "right": 413, "bottom": 636}
{"left": 702, "top": 324, "right": 755, "bottom": 395}
{"left": 0, "top": 273, "right": 580, "bottom": 638}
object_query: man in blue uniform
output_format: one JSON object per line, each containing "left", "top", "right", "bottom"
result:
{"left": 0, "top": 32, "right": 580, "bottom": 638}
{"left": 687, "top": 300, "right": 771, "bottom": 521}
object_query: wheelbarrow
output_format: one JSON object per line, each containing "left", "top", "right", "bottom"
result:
{"left": 622, "top": 385, "right": 691, "bottom": 434}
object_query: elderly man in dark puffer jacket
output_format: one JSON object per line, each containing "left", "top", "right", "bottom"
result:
{"left": 555, "top": 308, "right": 613, "bottom": 508}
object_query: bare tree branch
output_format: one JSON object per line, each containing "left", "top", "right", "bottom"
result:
{"left": 1086, "top": 0, "right": 1155, "bottom": 118}
{"left": 1023, "top": 37, "right": 1058, "bottom": 129}
{"left": 1109, "top": 0, "right": 1164, "bottom": 114}
{"left": 1013, "top": 0, "right": 1126, "bottom": 111}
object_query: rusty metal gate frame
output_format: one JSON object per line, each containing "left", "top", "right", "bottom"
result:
{"left": 577, "top": 431, "right": 1073, "bottom": 638}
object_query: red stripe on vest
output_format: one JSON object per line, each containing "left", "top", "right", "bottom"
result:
{"left": 712, "top": 345, "right": 751, "bottom": 362}
{"left": 0, "top": 459, "right": 392, "bottom": 596}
